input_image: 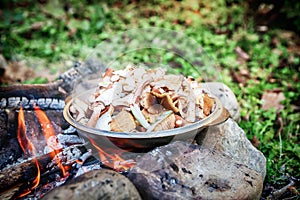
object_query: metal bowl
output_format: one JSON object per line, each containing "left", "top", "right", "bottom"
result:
{"left": 63, "top": 91, "right": 229, "bottom": 151}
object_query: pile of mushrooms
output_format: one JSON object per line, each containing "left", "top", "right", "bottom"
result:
{"left": 70, "top": 66, "right": 216, "bottom": 132}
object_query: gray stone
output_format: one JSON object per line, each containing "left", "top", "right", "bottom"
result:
{"left": 200, "top": 82, "right": 240, "bottom": 121}
{"left": 198, "top": 118, "right": 267, "bottom": 180}
{"left": 128, "top": 141, "right": 263, "bottom": 200}
{"left": 43, "top": 169, "right": 141, "bottom": 200}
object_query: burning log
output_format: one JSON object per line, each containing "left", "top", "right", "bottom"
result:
{"left": 0, "top": 145, "right": 88, "bottom": 198}
{"left": 0, "top": 152, "right": 53, "bottom": 193}
{"left": 0, "top": 61, "right": 108, "bottom": 199}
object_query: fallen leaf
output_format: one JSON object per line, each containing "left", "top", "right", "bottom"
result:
{"left": 261, "top": 89, "right": 285, "bottom": 110}
{"left": 235, "top": 46, "right": 250, "bottom": 65}
{"left": 230, "top": 68, "right": 250, "bottom": 86}
{"left": 251, "top": 135, "right": 260, "bottom": 148}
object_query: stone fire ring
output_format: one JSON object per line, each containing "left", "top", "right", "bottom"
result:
{"left": 43, "top": 82, "right": 266, "bottom": 200}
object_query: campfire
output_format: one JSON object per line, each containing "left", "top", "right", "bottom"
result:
{"left": 0, "top": 65, "right": 139, "bottom": 199}
{"left": 0, "top": 62, "right": 264, "bottom": 200}
{"left": 0, "top": 96, "right": 136, "bottom": 199}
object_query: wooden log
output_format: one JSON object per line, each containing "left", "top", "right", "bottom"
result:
{"left": 0, "top": 145, "right": 87, "bottom": 193}
{"left": 0, "top": 60, "right": 103, "bottom": 197}
{"left": 0, "top": 81, "right": 64, "bottom": 99}
{"left": 0, "top": 153, "right": 52, "bottom": 193}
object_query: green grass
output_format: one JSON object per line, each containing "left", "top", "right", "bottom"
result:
{"left": 1, "top": 0, "right": 299, "bottom": 197}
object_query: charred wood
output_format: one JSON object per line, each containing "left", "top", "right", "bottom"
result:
{"left": 0, "top": 97, "right": 65, "bottom": 110}
{"left": 0, "top": 145, "right": 87, "bottom": 193}
{"left": 0, "top": 139, "right": 22, "bottom": 170}
{"left": 0, "top": 153, "right": 53, "bottom": 193}
{"left": 58, "top": 60, "right": 106, "bottom": 94}
{"left": 0, "top": 81, "right": 65, "bottom": 100}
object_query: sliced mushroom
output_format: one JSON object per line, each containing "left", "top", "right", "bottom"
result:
{"left": 195, "top": 106, "right": 205, "bottom": 120}
{"left": 140, "top": 92, "right": 157, "bottom": 109}
{"left": 178, "top": 79, "right": 197, "bottom": 122}
{"left": 151, "top": 74, "right": 183, "bottom": 92}
{"left": 72, "top": 98, "right": 89, "bottom": 122}
{"left": 147, "top": 104, "right": 164, "bottom": 114}
{"left": 142, "top": 108, "right": 159, "bottom": 123}
{"left": 94, "top": 87, "right": 114, "bottom": 105}
{"left": 110, "top": 110, "right": 136, "bottom": 132}
{"left": 146, "top": 67, "right": 166, "bottom": 81}
{"left": 112, "top": 93, "right": 134, "bottom": 107}
{"left": 95, "top": 82, "right": 123, "bottom": 106}
{"left": 112, "top": 67, "right": 130, "bottom": 77}
{"left": 95, "top": 106, "right": 113, "bottom": 131}
{"left": 177, "top": 97, "right": 188, "bottom": 118}
{"left": 151, "top": 91, "right": 179, "bottom": 113}
{"left": 147, "top": 111, "right": 175, "bottom": 132}
{"left": 75, "top": 66, "right": 218, "bottom": 133}
{"left": 73, "top": 98, "right": 89, "bottom": 113}
{"left": 87, "top": 106, "right": 103, "bottom": 128}
{"left": 122, "top": 76, "right": 135, "bottom": 92}
{"left": 132, "top": 79, "right": 151, "bottom": 104}
{"left": 195, "top": 92, "right": 204, "bottom": 109}
{"left": 98, "top": 81, "right": 111, "bottom": 88}
{"left": 203, "top": 93, "right": 215, "bottom": 116}
{"left": 110, "top": 74, "right": 120, "bottom": 82}
{"left": 177, "top": 95, "right": 196, "bottom": 123}
{"left": 133, "top": 67, "right": 146, "bottom": 83}
{"left": 185, "top": 97, "right": 196, "bottom": 122}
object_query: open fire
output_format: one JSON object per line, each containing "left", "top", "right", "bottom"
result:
{"left": 15, "top": 105, "right": 68, "bottom": 198}
{"left": 89, "top": 138, "right": 136, "bottom": 172}
{"left": 16, "top": 106, "right": 41, "bottom": 198}
{"left": 33, "top": 105, "right": 67, "bottom": 177}
{"left": 0, "top": 61, "right": 145, "bottom": 199}
{"left": 1, "top": 102, "right": 136, "bottom": 199}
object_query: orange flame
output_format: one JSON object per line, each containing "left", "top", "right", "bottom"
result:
{"left": 33, "top": 105, "right": 67, "bottom": 177}
{"left": 17, "top": 159, "right": 41, "bottom": 198}
{"left": 17, "top": 106, "right": 40, "bottom": 197}
{"left": 17, "top": 106, "right": 27, "bottom": 154}
{"left": 89, "top": 138, "right": 135, "bottom": 172}
{"left": 16, "top": 105, "right": 69, "bottom": 198}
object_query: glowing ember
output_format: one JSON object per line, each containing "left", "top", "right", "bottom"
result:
{"left": 89, "top": 138, "right": 136, "bottom": 172}
{"left": 34, "top": 105, "right": 67, "bottom": 177}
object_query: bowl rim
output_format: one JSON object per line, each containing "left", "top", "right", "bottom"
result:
{"left": 63, "top": 91, "right": 226, "bottom": 139}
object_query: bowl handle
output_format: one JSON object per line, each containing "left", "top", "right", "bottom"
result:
{"left": 207, "top": 106, "right": 230, "bottom": 126}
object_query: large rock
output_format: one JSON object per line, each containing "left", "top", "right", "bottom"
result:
{"left": 198, "top": 82, "right": 266, "bottom": 178}
{"left": 128, "top": 141, "right": 263, "bottom": 200}
{"left": 200, "top": 82, "right": 240, "bottom": 121}
{"left": 43, "top": 169, "right": 141, "bottom": 200}
{"left": 198, "top": 118, "right": 267, "bottom": 179}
